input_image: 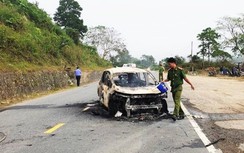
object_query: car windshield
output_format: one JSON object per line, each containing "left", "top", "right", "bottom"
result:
{"left": 112, "top": 72, "right": 156, "bottom": 87}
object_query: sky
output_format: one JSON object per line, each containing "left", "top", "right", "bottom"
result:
{"left": 28, "top": 0, "right": 244, "bottom": 62}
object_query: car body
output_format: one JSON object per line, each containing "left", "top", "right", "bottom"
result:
{"left": 97, "top": 67, "right": 167, "bottom": 117}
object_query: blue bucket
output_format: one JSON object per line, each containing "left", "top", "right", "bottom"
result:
{"left": 157, "top": 83, "right": 168, "bottom": 93}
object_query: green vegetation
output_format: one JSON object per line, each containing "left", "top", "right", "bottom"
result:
{"left": 83, "top": 26, "right": 126, "bottom": 60}
{"left": 0, "top": 0, "right": 110, "bottom": 72}
{"left": 54, "top": 0, "right": 87, "bottom": 44}
{"left": 197, "top": 27, "right": 221, "bottom": 65}
{"left": 187, "top": 15, "right": 244, "bottom": 72}
{"left": 162, "top": 15, "right": 244, "bottom": 74}
{"left": 217, "top": 15, "right": 244, "bottom": 56}
{"left": 83, "top": 25, "right": 160, "bottom": 69}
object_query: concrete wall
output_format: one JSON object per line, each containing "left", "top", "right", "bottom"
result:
{"left": 0, "top": 70, "right": 102, "bottom": 102}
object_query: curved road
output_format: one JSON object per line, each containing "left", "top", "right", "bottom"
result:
{"left": 0, "top": 82, "right": 209, "bottom": 153}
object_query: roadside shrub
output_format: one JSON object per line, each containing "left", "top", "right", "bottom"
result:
{"left": 0, "top": 4, "right": 24, "bottom": 31}
{"left": 0, "top": 0, "right": 111, "bottom": 70}
{"left": 0, "top": 25, "right": 10, "bottom": 49}
{"left": 52, "top": 24, "right": 64, "bottom": 36}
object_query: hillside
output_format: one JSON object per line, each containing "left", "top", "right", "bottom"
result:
{"left": 0, "top": 0, "right": 110, "bottom": 72}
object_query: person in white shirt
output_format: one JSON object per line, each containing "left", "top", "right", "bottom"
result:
{"left": 74, "top": 67, "right": 82, "bottom": 86}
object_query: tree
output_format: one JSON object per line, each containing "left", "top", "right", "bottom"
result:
{"left": 54, "top": 0, "right": 87, "bottom": 44}
{"left": 139, "top": 55, "right": 156, "bottom": 68}
{"left": 212, "top": 50, "right": 232, "bottom": 61}
{"left": 110, "top": 49, "right": 132, "bottom": 67}
{"left": 197, "top": 27, "right": 221, "bottom": 67}
{"left": 191, "top": 55, "right": 201, "bottom": 63}
{"left": 187, "top": 54, "right": 201, "bottom": 63}
{"left": 83, "top": 26, "right": 126, "bottom": 60}
{"left": 217, "top": 15, "right": 244, "bottom": 57}
{"left": 174, "top": 55, "right": 186, "bottom": 66}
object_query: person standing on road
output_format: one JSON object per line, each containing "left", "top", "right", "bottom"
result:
{"left": 74, "top": 66, "right": 82, "bottom": 86}
{"left": 163, "top": 57, "right": 195, "bottom": 121}
{"left": 159, "top": 61, "right": 165, "bottom": 82}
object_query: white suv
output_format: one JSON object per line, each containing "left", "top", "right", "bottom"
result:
{"left": 97, "top": 67, "right": 168, "bottom": 117}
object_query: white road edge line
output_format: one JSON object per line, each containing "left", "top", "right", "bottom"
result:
{"left": 181, "top": 102, "right": 222, "bottom": 153}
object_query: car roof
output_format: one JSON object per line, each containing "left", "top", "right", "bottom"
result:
{"left": 105, "top": 67, "right": 148, "bottom": 74}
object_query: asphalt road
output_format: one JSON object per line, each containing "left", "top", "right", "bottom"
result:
{"left": 0, "top": 82, "right": 209, "bottom": 153}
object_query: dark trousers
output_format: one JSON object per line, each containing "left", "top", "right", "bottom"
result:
{"left": 76, "top": 76, "right": 81, "bottom": 86}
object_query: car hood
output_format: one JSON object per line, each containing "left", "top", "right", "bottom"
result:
{"left": 114, "top": 86, "right": 161, "bottom": 94}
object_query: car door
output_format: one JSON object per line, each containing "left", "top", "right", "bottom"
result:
{"left": 98, "top": 71, "right": 112, "bottom": 107}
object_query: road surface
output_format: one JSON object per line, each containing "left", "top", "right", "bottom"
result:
{"left": 0, "top": 82, "right": 209, "bottom": 153}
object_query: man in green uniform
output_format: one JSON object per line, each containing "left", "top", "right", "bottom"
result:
{"left": 159, "top": 62, "right": 165, "bottom": 82}
{"left": 164, "top": 57, "right": 194, "bottom": 121}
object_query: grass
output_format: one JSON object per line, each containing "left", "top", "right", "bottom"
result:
{"left": 0, "top": 0, "right": 111, "bottom": 72}
{"left": 0, "top": 0, "right": 111, "bottom": 107}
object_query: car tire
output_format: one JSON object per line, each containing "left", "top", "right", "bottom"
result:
{"left": 160, "top": 98, "right": 169, "bottom": 114}
{"left": 108, "top": 101, "right": 118, "bottom": 116}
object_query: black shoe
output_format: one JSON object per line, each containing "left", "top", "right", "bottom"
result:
{"left": 165, "top": 113, "right": 176, "bottom": 121}
{"left": 177, "top": 115, "right": 185, "bottom": 120}
{"left": 171, "top": 115, "right": 177, "bottom": 121}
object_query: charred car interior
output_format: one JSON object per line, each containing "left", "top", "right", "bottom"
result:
{"left": 97, "top": 67, "right": 168, "bottom": 117}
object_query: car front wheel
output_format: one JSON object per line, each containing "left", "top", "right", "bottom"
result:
{"left": 108, "top": 100, "right": 118, "bottom": 116}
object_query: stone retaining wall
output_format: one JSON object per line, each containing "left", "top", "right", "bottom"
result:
{"left": 0, "top": 70, "right": 102, "bottom": 102}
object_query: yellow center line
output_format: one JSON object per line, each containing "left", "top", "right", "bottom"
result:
{"left": 44, "top": 123, "right": 65, "bottom": 134}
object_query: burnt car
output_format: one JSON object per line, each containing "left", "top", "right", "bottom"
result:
{"left": 97, "top": 67, "right": 168, "bottom": 117}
